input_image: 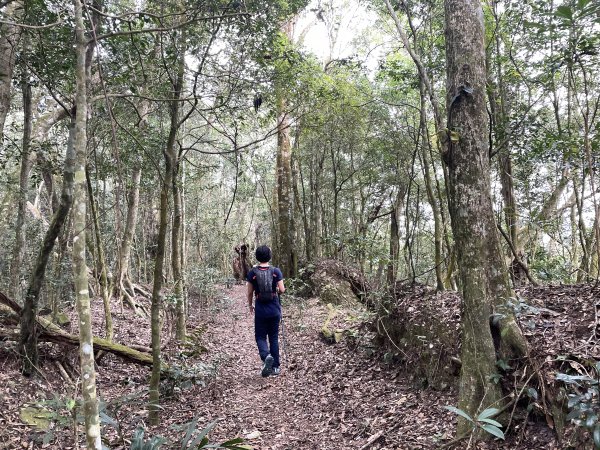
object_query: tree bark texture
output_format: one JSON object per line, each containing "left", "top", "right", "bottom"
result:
{"left": 275, "top": 21, "right": 297, "bottom": 278}
{"left": 86, "top": 168, "right": 113, "bottom": 341}
{"left": 172, "top": 168, "right": 186, "bottom": 340}
{"left": 116, "top": 97, "right": 148, "bottom": 300}
{"left": 149, "top": 34, "right": 184, "bottom": 424}
{"left": 9, "top": 60, "right": 33, "bottom": 300}
{"left": 444, "top": 0, "right": 526, "bottom": 435}
{"left": 0, "top": 0, "right": 23, "bottom": 139}
{"left": 419, "top": 82, "right": 445, "bottom": 290}
{"left": 2, "top": 291, "right": 155, "bottom": 366}
{"left": 73, "top": 0, "right": 101, "bottom": 447}
{"left": 19, "top": 121, "right": 76, "bottom": 376}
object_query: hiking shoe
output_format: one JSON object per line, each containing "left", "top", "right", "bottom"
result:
{"left": 261, "top": 355, "right": 274, "bottom": 377}
{"left": 272, "top": 367, "right": 281, "bottom": 376}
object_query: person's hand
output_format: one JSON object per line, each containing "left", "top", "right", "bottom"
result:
{"left": 248, "top": 304, "right": 255, "bottom": 315}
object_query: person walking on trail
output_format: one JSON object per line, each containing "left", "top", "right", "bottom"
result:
{"left": 246, "top": 245, "right": 285, "bottom": 377}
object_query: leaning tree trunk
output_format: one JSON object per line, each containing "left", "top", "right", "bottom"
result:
{"left": 73, "top": 0, "right": 100, "bottom": 446}
{"left": 444, "top": 0, "right": 527, "bottom": 436}
{"left": 19, "top": 121, "right": 76, "bottom": 376}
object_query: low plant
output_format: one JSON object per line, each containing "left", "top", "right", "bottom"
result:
{"left": 444, "top": 406, "right": 505, "bottom": 440}
{"left": 128, "top": 417, "right": 252, "bottom": 450}
{"left": 557, "top": 361, "right": 600, "bottom": 449}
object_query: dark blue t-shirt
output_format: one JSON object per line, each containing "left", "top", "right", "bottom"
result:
{"left": 247, "top": 265, "right": 283, "bottom": 318}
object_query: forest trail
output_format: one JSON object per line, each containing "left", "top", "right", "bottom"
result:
{"left": 192, "top": 285, "right": 453, "bottom": 449}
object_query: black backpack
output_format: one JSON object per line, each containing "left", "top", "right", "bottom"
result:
{"left": 255, "top": 267, "right": 276, "bottom": 303}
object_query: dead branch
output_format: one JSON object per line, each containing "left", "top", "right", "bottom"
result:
{"left": 0, "top": 290, "right": 158, "bottom": 367}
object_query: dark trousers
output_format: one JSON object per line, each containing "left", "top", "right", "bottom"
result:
{"left": 255, "top": 315, "right": 280, "bottom": 368}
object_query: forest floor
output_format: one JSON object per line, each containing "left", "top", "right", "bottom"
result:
{"left": 0, "top": 283, "right": 579, "bottom": 449}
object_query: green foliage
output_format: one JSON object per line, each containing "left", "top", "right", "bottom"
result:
{"left": 127, "top": 417, "right": 252, "bottom": 450}
{"left": 557, "top": 362, "right": 600, "bottom": 449}
{"left": 529, "top": 248, "right": 573, "bottom": 282}
{"left": 161, "top": 362, "right": 217, "bottom": 397}
{"left": 444, "top": 406, "right": 505, "bottom": 440}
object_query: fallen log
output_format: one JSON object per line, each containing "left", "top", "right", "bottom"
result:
{"left": 0, "top": 291, "right": 156, "bottom": 367}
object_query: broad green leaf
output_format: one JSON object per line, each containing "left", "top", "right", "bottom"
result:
{"left": 555, "top": 5, "right": 573, "bottom": 20}
{"left": 566, "top": 408, "right": 584, "bottom": 421}
{"left": 187, "top": 420, "right": 217, "bottom": 449}
{"left": 578, "top": 0, "right": 591, "bottom": 10}
{"left": 444, "top": 406, "right": 474, "bottom": 422}
{"left": 593, "top": 425, "right": 600, "bottom": 447}
{"left": 478, "top": 407, "right": 500, "bottom": 420}
{"left": 527, "top": 388, "right": 539, "bottom": 401}
{"left": 181, "top": 416, "right": 200, "bottom": 449}
{"left": 481, "top": 424, "right": 505, "bottom": 440}
{"left": 479, "top": 418, "right": 503, "bottom": 427}
{"left": 220, "top": 438, "right": 245, "bottom": 445}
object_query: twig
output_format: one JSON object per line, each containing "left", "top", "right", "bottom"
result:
{"left": 359, "top": 421, "right": 402, "bottom": 450}
{"left": 497, "top": 223, "right": 539, "bottom": 286}
{"left": 55, "top": 360, "right": 74, "bottom": 385}
{"left": 436, "top": 433, "right": 469, "bottom": 450}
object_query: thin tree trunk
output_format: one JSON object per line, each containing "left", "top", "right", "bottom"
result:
{"left": 0, "top": 0, "right": 23, "bottom": 139}
{"left": 10, "top": 58, "right": 33, "bottom": 300}
{"left": 86, "top": 168, "right": 113, "bottom": 341}
{"left": 418, "top": 82, "right": 444, "bottom": 290}
{"left": 117, "top": 165, "right": 141, "bottom": 296}
{"left": 149, "top": 32, "right": 184, "bottom": 424}
{"left": 387, "top": 190, "right": 402, "bottom": 286}
{"left": 73, "top": 0, "right": 100, "bottom": 446}
{"left": 172, "top": 165, "right": 186, "bottom": 340}
{"left": 19, "top": 120, "right": 76, "bottom": 376}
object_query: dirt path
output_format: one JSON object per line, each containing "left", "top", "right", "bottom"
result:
{"left": 191, "top": 285, "right": 454, "bottom": 449}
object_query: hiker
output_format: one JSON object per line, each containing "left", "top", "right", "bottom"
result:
{"left": 246, "top": 245, "right": 285, "bottom": 377}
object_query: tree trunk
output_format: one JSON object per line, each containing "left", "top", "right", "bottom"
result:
{"left": 149, "top": 33, "right": 184, "bottom": 424}
{"left": 172, "top": 166, "right": 186, "bottom": 340}
{"left": 444, "top": 0, "right": 527, "bottom": 435}
{"left": 19, "top": 120, "right": 76, "bottom": 376}
{"left": 73, "top": 0, "right": 101, "bottom": 446}
{"left": 116, "top": 97, "right": 148, "bottom": 302}
{"left": 419, "top": 82, "right": 444, "bottom": 290}
{"left": 387, "top": 190, "right": 402, "bottom": 286}
{"left": 86, "top": 168, "right": 113, "bottom": 341}
{"left": 275, "top": 21, "right": 297, "bottom": 278}
{"left": 9, "top": 59, "right": 33, "bottom": 301}
{"left": 117, "top": 165, "right": 141, "bottom": 296}
{"left": 0, "top": 0, "right": 23, "bottom": 139}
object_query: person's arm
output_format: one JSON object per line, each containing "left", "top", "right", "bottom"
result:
{"left": 277, "top": 280, "right": 285, "bottom": 294}
{"left": 246, "top": 281, "right": 255, "bottom": 314}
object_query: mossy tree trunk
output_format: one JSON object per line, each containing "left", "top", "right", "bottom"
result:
{"left": 149, "top": 27, "right": 185, "bottom": 424}
{"left": 172, "top": 162, "right": 186, "bottom": 340}
{"left": 418, "top": 82, "right": 445, "bottom": 291}
{"left": 73, "top": 0, "right": 101, "bottom": 447}
{"left": 10, "top": 52, "right": 33, "bottom": 301}
{"left": 0, "top": 0, "right": 23, "bottom": 139}
{"left": 444, "top": 0, "right": 527, "bottom": 436}
{"left": 19, "top": 120, "right": 75, "bottom": 376}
